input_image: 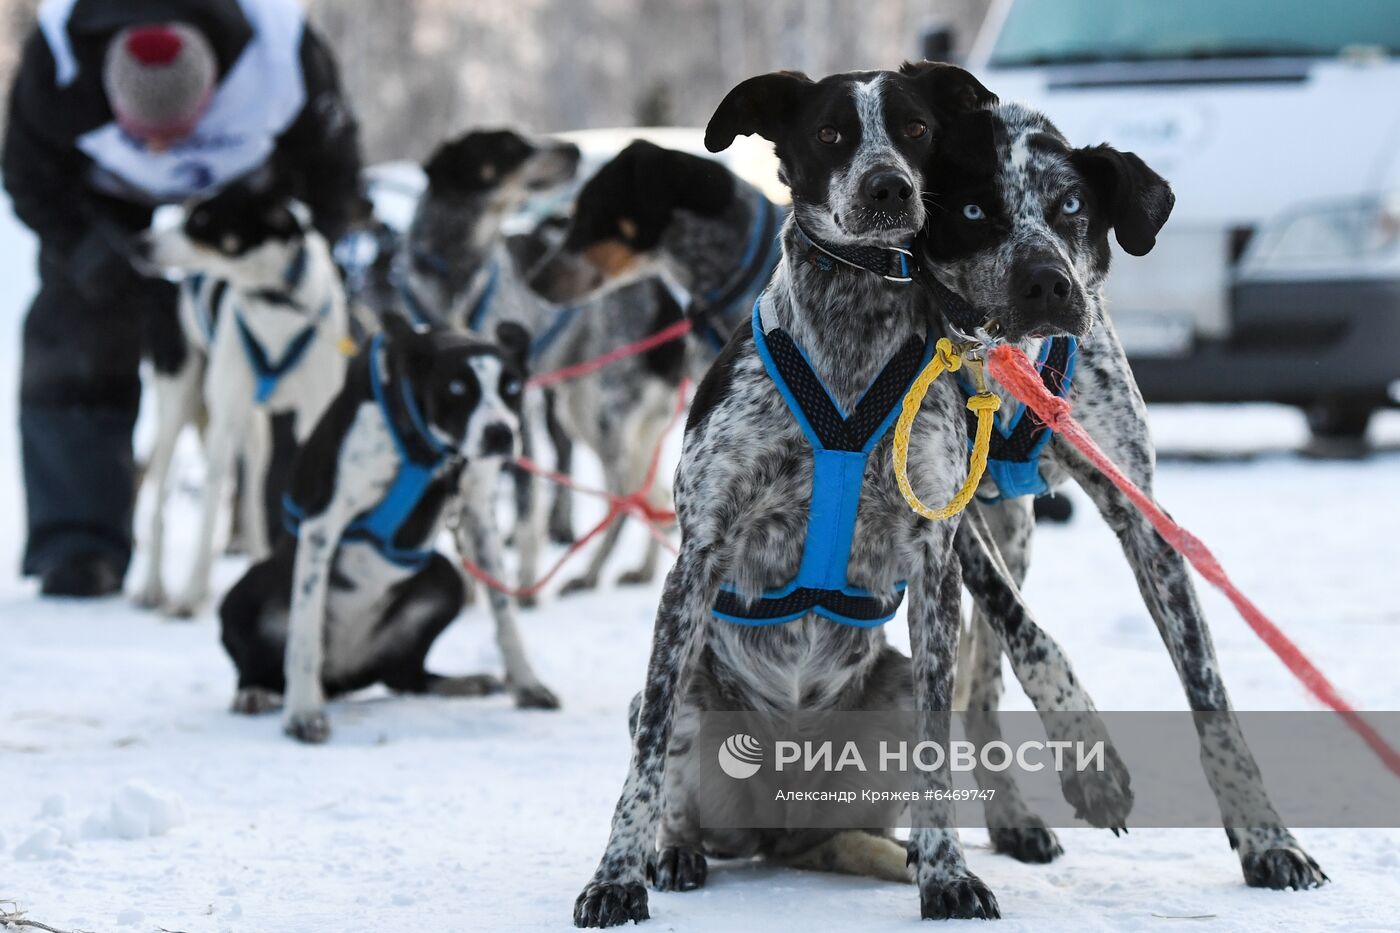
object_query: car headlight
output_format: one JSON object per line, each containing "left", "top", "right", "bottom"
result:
{"left": 1240, "top": 193, "right": 1400, "bottom": 276}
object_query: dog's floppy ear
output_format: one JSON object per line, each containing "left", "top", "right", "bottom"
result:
{"left": 705, "top": 71, "right": 813, "bottom": 152}
{"left": 494, "top": 321, "right": 531, "bottom": 374}
{"left": 900, "top": 60, "right": 996, "bottom": 122}
{"left": 663, "top": 148, "right": 736, "bottom": 216}
{"left": 381, "top": 310, "right": 437, "bottom": 367}
{"left": 1072, "top": 145, "right": 1175, "bottom": 256}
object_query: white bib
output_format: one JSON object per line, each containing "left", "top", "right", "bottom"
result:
{"left": 40, "top": 0, "right": 306, "bottom": 202}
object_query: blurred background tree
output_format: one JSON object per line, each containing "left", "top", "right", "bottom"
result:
{"left": 0, "top": 0, "right": 991, "bottom": 161}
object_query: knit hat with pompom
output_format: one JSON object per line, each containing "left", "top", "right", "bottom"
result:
{"left": 103, "top": 23, "right": 216, "bottom": 141}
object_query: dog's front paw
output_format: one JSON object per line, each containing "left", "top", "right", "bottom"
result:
{"left": 574, "top": 881, "right": 649, "bottom": 928}
{"left": 283, "top": 708, "right": 331, "bottom": 744}
{"left": 559, "top": 575, "right": 599, "bottom": 597}
{"left": 989, "top": 821, "right": 1063, "bottom": 864}
{"left": 512, "top": 682, "right": 561, "bottom": 710}
{"left": 617, "top": 568, "right": 656, "bottom": 587}
{"left": 161, "top": 590, "right": 206, "bottom": 620}
{"left": 1242, "top": 847, "right": 1328, "bottom": 890}
{"left": 132, "top": 579, "right": 165, "bottom": 611}
{"left": 649, "top": 846, "right": 707, "bottom": 892}
{"left": 231, "top": 687, "right": 283, "bottom": 715}
{"left": 1060, "top": 742, "right": 1133, "bottom": 831}
{"left": 918, "top": 872, "right": 1000, "bottom": 920}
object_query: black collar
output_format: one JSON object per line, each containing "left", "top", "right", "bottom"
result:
{"left": 792, "top": 221, "right": 913, "bottom": 283}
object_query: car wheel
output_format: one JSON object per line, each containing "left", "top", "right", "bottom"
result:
{"left": 1305, "top": 401, "right": 1374, "bottom": 441}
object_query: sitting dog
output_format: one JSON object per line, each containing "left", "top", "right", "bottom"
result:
{"left": 135, "top": 184, "right": 349, "bottom": 618}
{"left": 532, "top": 140, "right": 785, "bottom": 377}
{"left": 407, "top": 131, "right": 686, "bottom": 595}
{"left": 921, "top": 101, "right": 1326, "bottom": 889}
{"left": 573, "top": 64, "right": 1131, "bottom": 927}
{"left": 227, "top": 313, "right": 559, "bottom": 744}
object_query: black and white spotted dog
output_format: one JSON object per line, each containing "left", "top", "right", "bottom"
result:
{"left": 572, "top": 63, "right": 1136, "bottom": 927}
{"left": 224, "top": 313, "right": 559, "bottom": 744}
{"left": 532, "top": 140, "right": 785, "bottom": 378}
{"left": 134, "top": 184, "right": 349, "bottom": 618}
{"left": 921, "top": 101, "right": 1326, "bottom": 890}
{"left": 407, "top": 131, "right": 687, "bottom": 596}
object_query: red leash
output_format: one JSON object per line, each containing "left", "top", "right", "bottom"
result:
{"left": 460, "top": 379, "right": 689, "bottom": 600}
{"left": 988, "top": 343, "right": 1400, "bottom": 779}
{"left": 528, "top": 318, "right": 694, "bottom": 389}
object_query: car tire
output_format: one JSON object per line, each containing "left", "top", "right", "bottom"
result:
{"left": 1305, "top": 401, "right": 1374, "bottom": 441}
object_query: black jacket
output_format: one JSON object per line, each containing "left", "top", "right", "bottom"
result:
{"left": 3, "top": 0, "right": 363, "bottom": 266}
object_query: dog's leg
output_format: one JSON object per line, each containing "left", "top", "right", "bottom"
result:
{"left": 1052, "top": 406, "right": 1326, "bottom": 889}
{"left": 455, "top": 465, "right": 559, "bottom": 709}
{"left": 956, "top": 506, "right": 1133, "bottom": 838}
{"left": 617, "top": 398, "right": 677, "bottom": 587}
{"left": 651, "top": 696, "right": 707, "bottom": 893}
{"left": 560, "top": 510, "right": 627, "bottom": 596}
{"left": 135, "top": 361, "right": 201, "bottom": 610}
{"left": 281, "top": 502, "right": 355, "bottom": 743}
{"left": 904, "top": 536, "right": 999, "bottom": 920}
{"left": 240, "top": 410, "right": 273, "bottom": 561}
{"left": 514, "top": 393, "right": 549, "bottom": 608}
{"left": 573, "top": 539, "right": 718, "bottom": 928}
{"left": 166, "top": 396, "right": 248, "bottom": 618}
{"left": 545, "top": 388, "right": 577, "bottom": 545}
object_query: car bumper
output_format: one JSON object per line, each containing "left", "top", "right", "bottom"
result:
{"left": 1127, "top": 277, "right": 1400, "bottom": 405}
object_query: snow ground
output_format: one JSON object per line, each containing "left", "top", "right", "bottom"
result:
{"left": 2, "top": 207, "right": 1399, "bottom": 933}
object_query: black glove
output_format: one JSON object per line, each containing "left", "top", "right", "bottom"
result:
{"left": 66, "top": 219, "right": 143, "bottom": 306}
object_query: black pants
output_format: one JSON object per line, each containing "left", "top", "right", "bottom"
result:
{"left": 19, "top": 253, "right": 178, "bottom": 577}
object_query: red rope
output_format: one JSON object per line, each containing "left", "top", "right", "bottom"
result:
{"left": 527, "top": 318, "right": 694, "bottom": 389}
{"left": 460, "top": 379, "right": 689, "bottom": 600}
{"left": 988, "top": 343, "right": 1400, "bottom": 779}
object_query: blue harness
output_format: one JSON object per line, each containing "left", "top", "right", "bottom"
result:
{"left": 712, "top": 299, "right": 934, "bottom": 628}
{"left": 218, "top": 244, "right": 333, "bottom": 404}
{"left": 691, "top": 192, "right": 787, "bottom": 352}
{"left": 283, "top": 333, "right": 456, "bottom": 570}
{"left": 959, "top": 336, "right": 1078, "bottom": 502}
{"left": 397, "top": 255, "right": 499, "bottom": 330}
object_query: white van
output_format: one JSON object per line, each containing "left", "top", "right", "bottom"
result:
{"left": 964, "top": 0, "right": 1400, "bottom": 441}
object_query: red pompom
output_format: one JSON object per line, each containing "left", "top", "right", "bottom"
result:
{"left": 124, "top": 27, "right": 184, "bottom": 66}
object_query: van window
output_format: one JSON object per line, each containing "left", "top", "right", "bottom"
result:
{"left": 989, "top": 0, "right": 1399, "bottom": 67}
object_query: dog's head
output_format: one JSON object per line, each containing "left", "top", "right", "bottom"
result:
{"left": 704, "top": 61, "right": 994, "bottom": 247}
{"left": 532, "top": 140, "right": 738, "bottom": 304}
{"left": 422, "top": 128, "right": 580, "bottom": 214}
{"left": 137, "top": 183, "right": 314, "bottom": 291}
{"left": 381, "top": 312, "right": 530, "bottom": 463}
{"left": 409, "top": 129, "right": 580, "bottom": 297}
{"left": 921, "top": 101, "right": 1175, "bottom": 342}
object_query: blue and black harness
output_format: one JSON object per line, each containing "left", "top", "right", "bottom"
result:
{"left": 712, "top": 299, "right": 934, "bottom": 628}
{"left": 689, "top": 192, "right": 788, "bottom": 352}
{"left": 283, "top": 333, "right": 457, "bottom": 571}
{"left": 958, "top": 336, "right": 1077, "bottom": 502}
{"left": 188, "top": 244, "right": 332, "bottom": 404}
{"left": 397, "top": 252, "right": 500, "bottom": 331}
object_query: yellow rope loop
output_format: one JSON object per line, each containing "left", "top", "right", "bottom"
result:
{"left": 892, "top": 339, "right": 1001, "bottom": 521}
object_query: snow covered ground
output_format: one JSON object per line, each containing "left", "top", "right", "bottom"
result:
{"left": 3, "top": 206, "right": 1400, "bottom": 933}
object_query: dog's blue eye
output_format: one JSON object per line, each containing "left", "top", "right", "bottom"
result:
{"left": 503, "top": 379, "right": 522, "bottom": 397}
{"left": 1062, "top": 195, "right": 1082, "bottom": 216}
{"left": 448, "top": 380, "right": 468, "bottom": 396}
{"left": 962, "top": 204, "right": 986, "bottom": 221}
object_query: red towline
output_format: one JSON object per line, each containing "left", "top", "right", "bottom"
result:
{"left": 988, "top": 342, "right": 1400, "bottom": 780}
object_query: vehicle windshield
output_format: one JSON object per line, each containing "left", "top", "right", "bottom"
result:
{"left": 988, "top": 0, "right": 1400, "bottom": 68}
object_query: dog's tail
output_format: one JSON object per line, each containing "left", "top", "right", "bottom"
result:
{"left": 777, "top": 831, "right": 913, "bottom": 884}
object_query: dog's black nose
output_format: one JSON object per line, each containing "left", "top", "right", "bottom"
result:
{"left": 1017, "top": 265, "right": 1072, "bottom": 313}
{"left": 860, "top": 171, "right": 913, "bottom": 211}
{"left": 481, "top": 422, "right": 515, "bottom": 456}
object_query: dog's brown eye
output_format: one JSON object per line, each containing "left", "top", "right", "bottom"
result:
{"left": 906, "top": 120, "right": 928, "bottom": 139}
{"left": 817, "top": 126, "right": 840, "bottom": 145}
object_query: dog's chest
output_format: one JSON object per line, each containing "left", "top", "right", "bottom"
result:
{"left": 682, "top": 349, "right": 967, "bottom": 707}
